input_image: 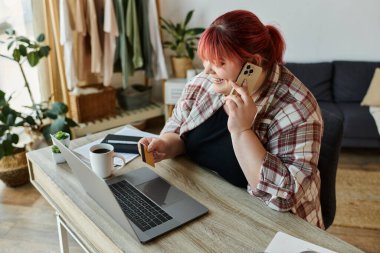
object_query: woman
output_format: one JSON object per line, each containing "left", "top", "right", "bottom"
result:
{"left": 140, "top": 10, "right": 324, "bottom": 229}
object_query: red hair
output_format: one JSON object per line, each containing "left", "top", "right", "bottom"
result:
{"left": 198, "top": 10, "right": 285, "bottom": 70}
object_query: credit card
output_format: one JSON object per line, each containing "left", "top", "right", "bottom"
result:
{"left": 139, "top": 143, "right": 155, "bottom": 167}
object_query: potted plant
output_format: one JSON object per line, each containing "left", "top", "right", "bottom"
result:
{"left": 160, "top": 10, "right": 205, "bottom": 78}
{"left": 51, "top": 131, "right": 70, "bottom": 164}
{"left": 0, "top": 91, "right": 33, "bottom": 186}
{"left": 0, "top": 29, "right": 78, "bottom": 186}
{"left": 51, "top": 145, "right": 65, "bottom": 164}
{"left": 0, "top": 29, "right": 78, "bottom": 144}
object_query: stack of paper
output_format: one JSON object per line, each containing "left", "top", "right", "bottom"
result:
{"left": 265, "top": 232, "right": 337, "bottom": 253}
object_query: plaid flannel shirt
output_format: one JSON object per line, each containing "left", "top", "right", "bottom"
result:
{"left": 161, "top": 64, "right": 324, "bottom": 228}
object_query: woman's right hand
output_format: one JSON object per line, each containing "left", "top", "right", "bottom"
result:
{"left": 139, "top": 137, "right": 171, "bottom": 163}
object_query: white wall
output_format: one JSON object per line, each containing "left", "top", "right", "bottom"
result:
{"left": 159, "top": 0, "right": 380, "bottom": 63}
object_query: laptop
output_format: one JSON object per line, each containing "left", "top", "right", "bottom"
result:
{"left": 51, "top": 136, "right": 208, "bottom": 243}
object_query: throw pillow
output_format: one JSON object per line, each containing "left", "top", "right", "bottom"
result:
{"left": 361, "top": 68, "right": 380, "bottom": 106}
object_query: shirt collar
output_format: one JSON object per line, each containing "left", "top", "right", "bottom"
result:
{"left": 267, "top": 63, "right": 280, "bottom": 85}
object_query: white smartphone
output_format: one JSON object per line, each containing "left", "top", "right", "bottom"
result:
{"left": 230, "top": 62, "right": 263, "bottom": 96}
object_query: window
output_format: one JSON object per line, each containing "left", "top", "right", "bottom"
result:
{"left": 0, "top": 0, "right": 41, "bottom": 112}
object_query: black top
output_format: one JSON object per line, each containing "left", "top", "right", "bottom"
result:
{"left": 183, "top": 107, "right": 248, "bottom": 188}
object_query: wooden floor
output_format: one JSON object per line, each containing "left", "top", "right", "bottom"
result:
{"left": 327, "top": 148, "right": 380, "bottom": 253}
{"left": 0, "top": 117, "right": 379, "bottom": 252}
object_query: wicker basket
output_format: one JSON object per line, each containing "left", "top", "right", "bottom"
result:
{"left": 0, "top": 150, "right": 29, "bottom": 187}
{"left": 69, "top": 86, "right": 116, "bottom": 123}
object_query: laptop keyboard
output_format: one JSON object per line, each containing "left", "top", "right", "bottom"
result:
{"left": 109, "top": 180, "right": 173, "bottom": 232}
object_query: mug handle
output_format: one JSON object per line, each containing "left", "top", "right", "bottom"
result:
{"left": 111, "top": 154, "right": 127, "bottom": 174}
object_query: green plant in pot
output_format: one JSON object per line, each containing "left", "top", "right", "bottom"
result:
{"left": 0, "top": 29, "right": 78, "bottom": 186}
{"left": 0, "top": 28, "right": 78, "bottom": 144}
{"left": 0, "top": 91, "right": 33, "bottom": 186}
{"left": 160, "top": 10, "right": 205, "bottom": 78}
{"left": 51, "top": 131, "right": 70, "bottom": 164}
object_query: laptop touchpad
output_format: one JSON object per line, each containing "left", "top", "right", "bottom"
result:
{"left": 136, "top": 177, "right": 183, "bottom": 207}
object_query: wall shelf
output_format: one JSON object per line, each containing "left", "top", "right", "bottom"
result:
{"left": 72, "top": 102, "right": 164, "bottom": 137}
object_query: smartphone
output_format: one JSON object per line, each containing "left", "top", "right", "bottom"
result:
{"left": 230, "top": 62, "right": 262, "bottom": 96}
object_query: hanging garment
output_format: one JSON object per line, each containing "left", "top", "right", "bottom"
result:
{"left": 103, "top": 0, "right": 119, "bottom": 86}
{"left": 86, "top": 0, "right": 102, "bottom": 74}
{"left": 75, "top": 0, "right": 91, "bottom": 82}
{"left": 136, "top": 0, "right": 153, "bottom": 78}
{"left": 60, "top": 0, "right": 78, "bottom": 89}
{"left": 126, "top": 0, "right": 143, "bottom": 70}
{"left": 113, "top": 0, "right": 133, "bottom": 88}
{"left": 147, "top": 0, "right": 168, "bottom": 80}
{"left": 94, "top": 0, "right": 105, "bottom": 50}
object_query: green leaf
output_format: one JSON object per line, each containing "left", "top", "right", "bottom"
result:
{"left": 48, "top": 117, "right": 71, "bottom": 138}
{"left": 184, "top": 10, "right": 194, "bottom": 27}
{"left": 0, "top": 90, "right": 6, "bottom": 106}
{"left": 39, "top": 45, "right": 50, "bottom": 57}
{"left": 36, "top": 33, "right": 45, "bottom": 42}
{"left": 5, "top": 28, "right": 15, "bottom": 35}
{"left": 160, "top": 17, "right": 175, "bottom": 31}
{"left": 19, "top": 44, "right": 27, "bottom": 56}
{"left": 0, "top": 125, "right": 8, "bottom": 135}
{"left": 2, "top": 139, "right": 14, "bottom": 156}
{"left": 186, "top": 28, "right": 205, "bottom": 35}
{"left": 12, "top": 49, "right": 21, "bottom": 62}
{"left": 48, "top": 102, "right": 68, "bottom": 115}
{"left": 52, "top": 145, "right": 61, "bottom": 153}
{"left": 186, "top": 44, "right": 194, "bottom": 60}
{"left": 16, "top": 36, "right": 30, "bottom": 44}
{"left": 45, "top": 111, "right": 57, "bottom": 119}
{"left": 11, "top": 133, "right": 19, "bottom": 144}
{"left": 7, "top": 40, "right": 14, "bottom": 50}
{"left": 54, "top": 130, "right": 69, "bottom": 140}
{"left": 162, "top": 41, "right": 174, "bottom": 48}
{"left": 65, "top": 118, "right": 78, "bottom": 127}
{"left": 25, "top": 116, "right": 36, "bottom": 125}
{"left": 6, "top": 113, "right": 15, "bottom": 126}
{"left": 42, "top": 124, "right": 51, "bottom": 141}
{"left": 27, "top": 51, "right": 39, "bottom": 67}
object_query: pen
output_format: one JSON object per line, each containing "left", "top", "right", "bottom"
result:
{"left": 107, "top": 140, "right": 139, "bottom": 145}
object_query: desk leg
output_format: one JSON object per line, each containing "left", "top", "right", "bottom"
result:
{"left": 56, "top": 213, "right": 70, "bottom": 253}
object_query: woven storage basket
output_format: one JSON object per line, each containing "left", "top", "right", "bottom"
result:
{"left": 69, "top": 86, "right": 116, "bottom": 123}
{"left": 0, "top": 149, "right": 29, "bottom": 187}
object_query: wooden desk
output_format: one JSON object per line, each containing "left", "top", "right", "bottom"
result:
{"left": 26, "top": 127, "right": 362, "bottom": 253}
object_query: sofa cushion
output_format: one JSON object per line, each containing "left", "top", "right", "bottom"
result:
{"left": 285, "top": 63, "right": 333, "bottom": 102}
{"left": 318, "top": 102, "right": 343, "bottom": 120}
{"left": 337, "top": 103, "right": 379, "bottom": 139}
{"left": 333, "top": 61, "right": 380, "bottom": 102}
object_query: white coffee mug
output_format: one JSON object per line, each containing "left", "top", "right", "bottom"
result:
{"left": 89, "top": 143, "right": 126, "bottom": 179}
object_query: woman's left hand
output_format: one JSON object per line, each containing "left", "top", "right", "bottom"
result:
{"left": 225, "top": 80, "right": 257, "bottom": 136}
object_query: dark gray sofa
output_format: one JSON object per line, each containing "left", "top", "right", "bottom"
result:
{"left": 286, "top": 61, "right": 380, "bottom": 149}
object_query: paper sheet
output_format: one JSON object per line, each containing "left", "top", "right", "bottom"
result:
{"left": 265, "top": 232, "right": 337, "bottom": 253}
{"left": 73, "top": 127, "right": 158, "bottom": 166}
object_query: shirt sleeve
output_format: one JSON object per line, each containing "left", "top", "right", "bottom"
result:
{"left": 249, "top": 106, "right": 323, "bottom": 212}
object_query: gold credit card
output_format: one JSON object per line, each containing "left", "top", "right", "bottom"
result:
{"left": 139, "top": 143, "right": 155, "bottom": 167}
